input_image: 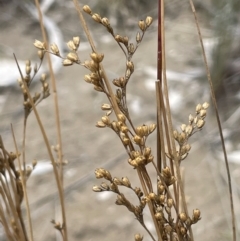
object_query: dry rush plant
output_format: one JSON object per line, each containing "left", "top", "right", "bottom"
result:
{"left": 0, "top": 0, "right": 236, "bottom": 241}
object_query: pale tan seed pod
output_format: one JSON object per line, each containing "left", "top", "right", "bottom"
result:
{"left": 67, "top": 40, "right": 76, "bottom": 51}
{"left": 84, "top": 74, "right": 92, "bottom": 83}
{"left": 179, "top": 212, "right": 187, "bottom": 222}
{"left": 120, "top": 126, "right": 128, "bottom": 134}
{"left": 63, "top": 59, "right": 73, "bottom": 66}
{"left": 146, "top": 154, "right": 153, "bottom": 164}
{"left": 101, "top": 17, "right": 110, "bottom": 27}
{"left": 112, "top": 78, "right": 121, "bottom": 87}
{"left": 33, "top": 92, "right": 41, "bottom": 103}
{"left": 185, "top": 144, "right": 191, "bottom": 152}
{"left": 118, "top": 113, "right": 126, "bottom": 123}
{"left": 155, "top": 212, "right": 164, "bottom": 221}
{"left": 133, "top": 135, "right": 142, "bottom": 145}
{"left": 180, "top": 227, "right": 187, "bottom": 235}
{"left": 122, "top": 177, "right": 131, "bottom": 187}
{"left": 159, "top": 194, "right": 165, "bottom": 204}
{"left": 101, "top": 103, "right": 111, "bottom": 111}
{"left": 122, "top": 137, "right": 130, "bottom": 145}
{"left": 180, "top": 132, "right": 186, "bottom": 142}
{"left": 164, "top": 225, "right": 172, "bottom": 234}
{"left": 128, "top": 43, "right": 135, "bottom": 54}
{"left": 25, "top": 65, "right": 31, "bottom": 75}
{"left": 193, "top": 116, "right": 198, "bottom": 124}
{"left": 142, "top": 125, "right": 149, "bottom": 136}
{"left": 83, "top": 5, "right": 92, "bottom": 14}
{"left": 128, "top": 158, "right": 138, "bottom": 168}
{"left": 50, "top": 43, "right": 60, "bottom": 55}
{"left": 41, "top": 73, "right": 46, "bottom": 82}
{"left": 119, "top": 77, "right": 127, "bottom": 87}
{"left": 125, "top": 69, "right": 131, "bottom": 80}
{"left": 96, "top": 121, "right": 106, "bottom": 128}
{"left": 199, "top": 109, "right": 207, "bottom": 118}
{"left": 38, "top": 50, "right": 44, "bottom": 59}
{"left": 192, "top": 209, "right": 201, "bottom": 222}
{"left": 136, "top": 126, "right": 144, "bottom": 137}
{"left": 94, "top": 168, "right": 105, "bottom": 179}
{"left": 162, "top": 166, "right": 171, "bottom": 179}
{"left": 90, "top": 52, "right": 104, "bottom": 63}
{"left": 189, "top": 114, "right": 194, "bottom": 123}
{"left": 111, "top": 121, "right": 120, "bottom": 132}
{"left": 134, "top": 233, "right": 143, "bottom": 241}
{"left": 67, "top": 52, "right": 79, "bottom": 62}
{"left": 92, "top": 185, "right": 102, "bottom": 192}
{"left": 202, "top": 102, "right": 209, "bottom": 109}
{"left": 145, "top": 16, "right": 153, "bottom": 27}
{"left": 73, "top": 36, "right": 80, "bottom": 48}
{"left": 196, "top": 119, "right": 205, "bottom": 128}
{"left": 185, "top": 125, "right": 193, "bottom": 135}
{"left": 136, "top": 32, "right": 141, "bottom": 43}
{"left": 101, "top": 116, "right": 110, "bottom": 125}
{"left": 92, "top": 13, "right": 102, "bottom": 23}
{"left": 181, "top": 124, "right": 186, "bottom": 132}
{"left": 115, "top": 34, "right": 123, "bottom": 42}
{"left": 126, "top": 61, "right": 134, "bottom": 72}
{"left": 25, "top": 60, "right": 31, "bottom": 66}
{"left": 103, "top": 169, "right": 112, "bottom": 181}
{"left": 122, "top": 36, "right": 129, "bottom": 46}
{"left": 196, "top": 104, "right": 202, "bottom": 113}
{"left": 138, "top": 20, "right": 145, "bottom": 31}
{"left": 43, "top": 82, "right": 49, "bottom": 91}
{"left": 148, "top": 192, "right": 156, "bottom": 200}
{"left": 144, "top": 147, "right": 151, "bottom": 158}
{"left": 94, "top": 85, "right": 103, "bottom": 92}
{"left": 115, "top": 194, "right": 124, "bottom": 205}
{"left": 167, "top": 198, "right": 173, "bottom": 208}
{"left": 34, "top": 40, "right": 45, "bottom": 50}
{"left": 148, "top": 123, "right": 156, "bottom": 134}
{"left": 113, "top": 177, "right": 122, "bottom": 185}
{"left": 158, "top": 184, "right": 165, "bottom": 194}
{"left": 100, "top": 182, "right": 109, "bottom": 191}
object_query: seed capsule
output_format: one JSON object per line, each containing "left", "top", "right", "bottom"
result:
{"left": 83, "top": 5, "right": 92, "bottom": 14}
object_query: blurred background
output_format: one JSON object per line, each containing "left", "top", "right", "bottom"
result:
{"left": 0, "top": 0, "right": 240, "bottom": 240}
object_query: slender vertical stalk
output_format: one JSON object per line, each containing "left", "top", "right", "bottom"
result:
{"left": 33, "top": 0, "right": 64, "bottom": 183}
{"left": 189, "top": 1, "right": 236, "bottom": 240}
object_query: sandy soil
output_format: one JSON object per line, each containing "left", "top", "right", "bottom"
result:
{"left": 0, "top": 1, "right": 239, "bottom": 241}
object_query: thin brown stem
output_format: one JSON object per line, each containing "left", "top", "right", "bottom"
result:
{"left": 188, "top": 1, "right": 236, "bottom": 240}
{"left": 72, "top": 0, "right": 121, "bottom": 118}
{"left": 34, "top": 0, "right": 64, "bottom": 184}
{"left": 11, "top": 124, "right": 34, "bottom": 241}
{"left": 13, "top": 54, "right": 68, "bottom": 241}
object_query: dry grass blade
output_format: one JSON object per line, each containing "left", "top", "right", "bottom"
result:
{"left": 11, "top": 124, "right": 34, "bottom": 241}
{"left": 188, "top": 1, "right": 236, "bottom": 241}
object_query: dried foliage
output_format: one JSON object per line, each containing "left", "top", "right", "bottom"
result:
{"left": 0, "top": 1, "right": 235, "bottom": 241}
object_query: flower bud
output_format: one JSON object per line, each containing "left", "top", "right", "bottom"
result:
{"left": 73, "top": 36, "right": 80, "bottom": 48}
{"left": 92, "top": 13, "right": 102, "bottom": 23}
{"left": 63, "top": 59, "right": 73, "bottom": 66}
{"left": 138, "top": 20, "right": 145, "bottom": 31}
{"left": 50, "top": 43, "right": 60, "bottom": 55}
{"left": 34, "top": 40, "right": 45, "bottom": 50}
{"left": 83, "top": 5, "right": 92, "bottom": 14}
{"left": 145, "top": 16, "right": 153, "bottom": 27}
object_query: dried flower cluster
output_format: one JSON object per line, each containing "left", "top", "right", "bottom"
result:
{"left": 0, "top": 137, "right": 37, "bottom": 240}
{"left": 168, "top": 102, "right": 210, "bottom": 162}
{"left": 31, "top": 5, "right": 211, "bottom": 241}
{"left": 17, "top": 57, "right": 50, "bottom": 117}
